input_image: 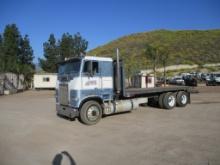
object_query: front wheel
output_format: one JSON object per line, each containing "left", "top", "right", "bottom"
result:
{"left": 80, "top": 101, "right": 102, "bottom": 125}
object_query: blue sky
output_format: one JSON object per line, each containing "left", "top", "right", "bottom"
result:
{"left": 0, "top": 0, "right": 220, "bottom": 63}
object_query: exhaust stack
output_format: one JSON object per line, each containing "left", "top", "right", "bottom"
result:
{"left": 115, "top": 48, "right": 121, "bottom": 95}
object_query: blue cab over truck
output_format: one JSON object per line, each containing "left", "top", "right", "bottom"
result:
{"left": 56, "top": 53, "right": 191, "bottom": 125}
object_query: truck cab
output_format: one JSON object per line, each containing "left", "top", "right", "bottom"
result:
{"left": 56, "top": 56, "right": 114, "bottom": 124}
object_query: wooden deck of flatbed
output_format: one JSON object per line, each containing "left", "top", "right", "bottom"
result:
{"left": 123, "top": 86, "right": 190, "bottom": 98}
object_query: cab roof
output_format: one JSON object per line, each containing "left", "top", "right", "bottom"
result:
{"left": 84, "top": 56, "right": 112, "bottom": 62}
{"left": 58, "top": 56, "right": 113, "bottom": 65}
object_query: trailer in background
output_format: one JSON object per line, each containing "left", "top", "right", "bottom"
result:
{"left": 33, "top": 73, "right": 57, "bottom": 89}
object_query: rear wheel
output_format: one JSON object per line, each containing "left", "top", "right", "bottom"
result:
{"left": 176, "top": 91, "right": 188, "bottom": 107}
{"left": 158, "top": 93, "right": 166, "bottom": 108}
{"left": 148, "top": 96, "right": 158, "bottom": 107}
{"left": 80, "top": 101, "right": 102, "bottom": 125}
{"left": 163, "top": 92, "right": 176, "bottom": 109}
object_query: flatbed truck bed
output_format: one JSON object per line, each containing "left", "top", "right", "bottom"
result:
{"left": 124, "top": 86, "right": 190, "bottom": 98}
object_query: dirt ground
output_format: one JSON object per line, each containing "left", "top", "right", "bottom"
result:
{"left": 0, "top": 86, "right": 220, "bottom": 165}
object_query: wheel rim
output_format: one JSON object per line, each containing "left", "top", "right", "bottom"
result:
{"left": 168, "top": 95, "right": 175, "bottom": 107}
{"left": 87, "top": 105, "right": 100, "bottom": 121}
{"left": 181, "top": 95, "right": 187, "bottom": 104}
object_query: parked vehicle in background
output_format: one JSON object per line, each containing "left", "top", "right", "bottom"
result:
{"left": 206, "top": 73, "right": 220, "bottom": 86}
{"left": 156, "top": 77, "right": 169, "bottom": 86}
{"left": 201, "top": 73, "right": 208, "bottom": 81}
{"left": 205, "top": 74, "right": 211, "bottom": 81}
{"left": 169, "top": 76, "right": 185, "bottom": 86}
{"left": 183, "top": 75, "right": 198, "bottom": 86}
{"left": 180, "top": 73, "right": 191, "bottom": 78}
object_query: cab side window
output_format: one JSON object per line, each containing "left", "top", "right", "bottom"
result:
{"left": 83, "top": 61, "right": 99, "bottom": 75}
{"left": 83, "top": 61, "right": 90, "bottom": 73}
{"left": 92, "top": 61, "right": 99, "bottom": 74}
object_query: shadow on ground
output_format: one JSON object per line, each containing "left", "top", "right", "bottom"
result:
{"left": 52, "top": 151, "right": 76, "bottom": 165}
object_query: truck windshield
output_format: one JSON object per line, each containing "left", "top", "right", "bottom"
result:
{"left": 58, "top": 59, "right": 81, "bottom": 74}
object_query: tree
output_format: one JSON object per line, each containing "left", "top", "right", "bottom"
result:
{"left": 158, "top": 46, "right": 169, "bottom": 86}
{"left": 0, "top": 24, "right": 35, "bottom": 89}
{"left": 0, "top": 34, "right": 3, "bottom": 72}
{"left": 39, "top": 32, "right": 88, "bottom": 72}
{"left": 39, "top": 34, "right": 58, "bottom": 72}
{"left": 19, "top": 35, "right": 34, "bottom": 65}
{"left": 2, "top": 24, "right": 21, "bottom": 72}
{"left": 122, "top": 53, "right": 147, "bottom": 86}
{"left": 59, "top": 32, "right": 88, "bottom": 61}
{"left": 145, "top": 44, "right": 158, "bottom": 85}
{"left": 19, "top": 35, "right": 35, "bottom": 87}
{"left": 72, "top": 32, "right": 88, "bottom": 56}
{"left": 59, "top": 33, "right": 74, "bottom": 61}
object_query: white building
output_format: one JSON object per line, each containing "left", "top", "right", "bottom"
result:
{"left": 132, "top": 73, "right": 155, "bottom": 88}
{"left": 33, "top": 73, "right": 57, "bottom": 89}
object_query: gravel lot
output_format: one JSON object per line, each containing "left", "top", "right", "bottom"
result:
{"left": 0, "top": 86, "right": 220, "bottom": 165}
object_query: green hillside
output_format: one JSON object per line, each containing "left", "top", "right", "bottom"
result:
{"left": 88, "top": 29, "right": 220, "bottom": 76}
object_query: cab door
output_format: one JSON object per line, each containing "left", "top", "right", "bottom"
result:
{"left": 100, "top": 61, "right": 113, "bottom": 100}
{"left": 81, "top": 60, "right": 101, "bottom": 96}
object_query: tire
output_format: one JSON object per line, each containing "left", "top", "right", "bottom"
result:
{"left": 158, "top": 93, "right": 166, "bottom": 108}
{"left": 148, "top": 97, "right": 158, "bottom": 107}
{"left": 176, "top": 91, "right": 188, "bottom": 107}
{"left": 79, "top": 101, "right": 102, "bottom": 125}
{"left": 163, "top": 92, "right": 176, "bottom": 109}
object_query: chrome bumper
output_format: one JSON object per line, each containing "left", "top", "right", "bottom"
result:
{"left": 56, "top": 104, "right": 79, "bottom": 119}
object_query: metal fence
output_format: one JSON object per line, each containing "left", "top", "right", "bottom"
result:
{"left": 0, "top": 73, "right": 25, "bottom": 95}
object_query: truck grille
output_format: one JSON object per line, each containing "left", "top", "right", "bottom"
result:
{"left": 59, "top": 84, "right": 68, "bottom": 105}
